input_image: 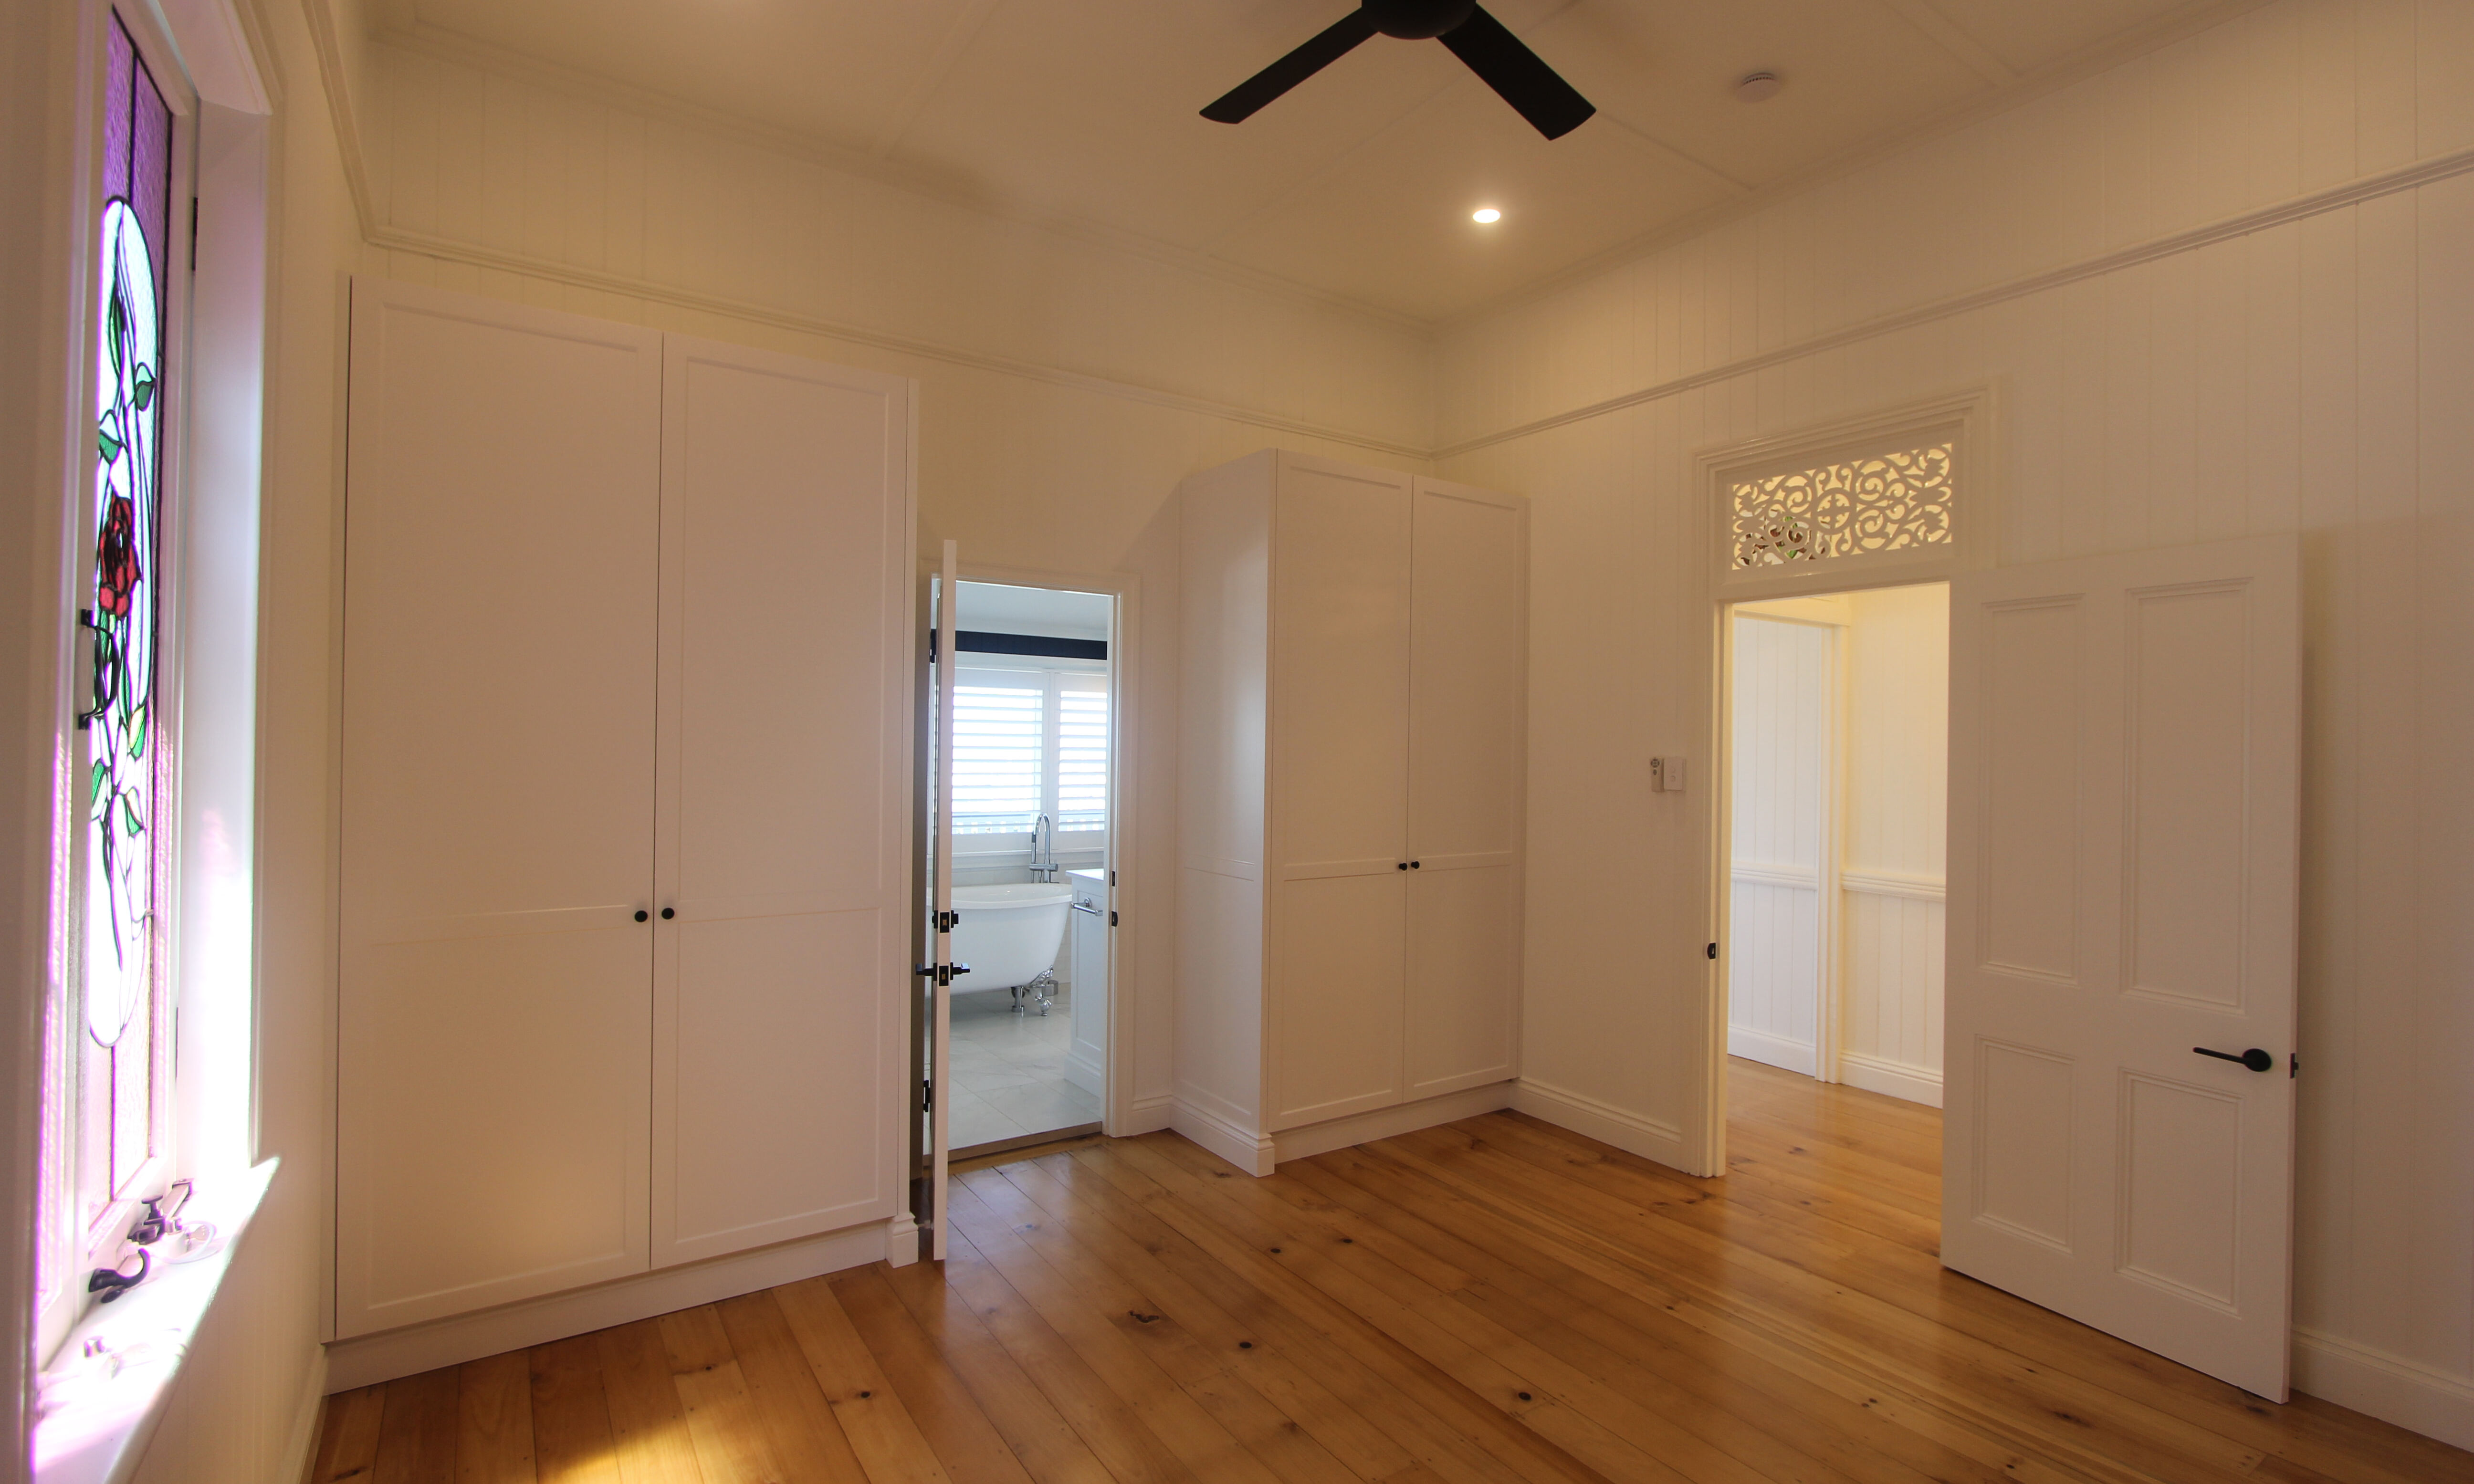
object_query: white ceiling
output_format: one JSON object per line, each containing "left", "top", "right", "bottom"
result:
{"left": 376, "top": 0, "right": 2229, "bottom": 323}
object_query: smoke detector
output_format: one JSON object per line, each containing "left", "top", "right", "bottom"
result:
{"left": 1735, "top": 71, "right": 1782, "bottom": 103}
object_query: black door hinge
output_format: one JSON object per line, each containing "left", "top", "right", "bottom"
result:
{"left": 922, "top": 1080, "right": 933, "bottom": 1112}
{"left": 928, "top": 629, "right": 938, "bottom": 662}
{"left": 1109, "top": 910, "right": 1118, "bottom": 927}
{"left": 2291, "top": 1052, "right": 2299, "bottom": 1078}
{"left": 1707, "top": 942, "right": 1719, "bottom": 960}
{"left": 189, "top": 199, "right": 198, "bottom": 271}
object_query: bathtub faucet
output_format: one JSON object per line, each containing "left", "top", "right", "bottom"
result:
{"left": 1029, "top": 813, "right": 1057, "bottom": 882}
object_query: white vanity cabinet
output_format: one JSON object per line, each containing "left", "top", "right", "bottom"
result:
{"left": 335, "top": 280, "right": 914, "bottom": 1339}
{"left": 1174, "top": 450, "right": 1526, "bottom": 1173}
{"left": 1065, "top": 868, "right": 1108, "bottom": 1098}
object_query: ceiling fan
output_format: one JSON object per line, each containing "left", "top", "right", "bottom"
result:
{"left": 1202, "top": 0, "right": 1595, "bottom": 141}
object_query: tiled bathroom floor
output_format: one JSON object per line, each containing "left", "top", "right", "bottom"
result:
{"left": 948, "top": 988, "right": 1101, "bottom": 1151}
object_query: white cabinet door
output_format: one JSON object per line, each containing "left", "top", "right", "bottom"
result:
{"left": 1943, "top": 534, "right": 2300, "bottom": 1400}
{"left": 1406, "top": 477, "right": 1526, "bottom": 1097}
{"left": 336, "top": 281, "right": 661, "bottom": 1336}
{"left": 1066, "top": 871, "right": 1108, "bottom": 1099}
{"left": 650, "top": 335, "right": 913, "bottom": 1267}
{"left": 1269, "top": 455, "right": 1411, "bottom": 1128}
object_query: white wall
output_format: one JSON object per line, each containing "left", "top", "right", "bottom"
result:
{"left": 1440, "top": 0, "right": 2474, "bottom": 1445}
{"left": 1836, "top": 584, "right": 1948, "bottom": 1104}
{"left": 119, "top": 0, "right": 373, "bottom": 1480}
{"left": 0, "top": 5, "right": 90, "bottom": 1476}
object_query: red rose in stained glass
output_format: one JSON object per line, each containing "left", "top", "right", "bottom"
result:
{"left": 94, "top": 494, "right": 141, "bottom": 618}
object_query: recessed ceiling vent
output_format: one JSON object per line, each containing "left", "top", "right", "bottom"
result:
{"left": 1735, "top": 71, "right": 1783, "bottom": 103}
{"left": 1201, "top": 0, "right": 1596, "bottom": 141}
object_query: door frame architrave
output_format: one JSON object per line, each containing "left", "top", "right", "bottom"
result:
{"left": 935, "top": 559, "right": 1142, "bottom": 1142}
{"left": 1689, "top": 386, "right": 1997, "bottom": 1179}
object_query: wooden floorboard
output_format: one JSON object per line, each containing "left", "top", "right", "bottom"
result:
{"left": 314, "top": 1061, "right": 2474, "bottom": 1484}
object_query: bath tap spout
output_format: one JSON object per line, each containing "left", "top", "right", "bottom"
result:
{"left": 1029, "top": 813, "right": 1057, "bottom": 881}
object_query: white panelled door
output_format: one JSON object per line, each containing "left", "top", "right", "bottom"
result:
{"left": 337, "top": 281, "right": 662, "bottom": 1336}
{"left": 1943, "top": 534, "right": 2300, "bottom": 1400}
{"left": 1268, "top": 456, "right": 1412, "bottom": 1129}
{"left": 649, "top": 335, "right": 912, "bottom": 1266}
{"left": 926, "top": 542, "right": 960, "bottom": 1262}
{"left": 1405, "top": 476, "right": 1526, "bottom": 1099}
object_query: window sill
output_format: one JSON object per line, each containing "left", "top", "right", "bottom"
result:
{"left": 32, "top": 1158, "right": 279, "bottom": 1484}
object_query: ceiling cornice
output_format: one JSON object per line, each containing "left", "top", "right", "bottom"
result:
{"left": 1435, "top": 139, "right": 2474, "bottom": 459}
{"left": 365, "top": 220, "right": 1436, "bottom": 460}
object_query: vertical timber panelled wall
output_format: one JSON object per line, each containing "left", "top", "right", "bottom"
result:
{"left": 1174, "top": 450, "right": 1527, "bottom": 1175}
{"left": 1432, "top": 0, "right": 2474, "bottom": 1442}
{"left": 335, "top": 279, "right": 914, "bottom": 1382}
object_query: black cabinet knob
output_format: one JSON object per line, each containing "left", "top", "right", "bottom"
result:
{"left": 660, "top": 907, "right": 675, "bottom": 920}
{"left": 1396, "top": 862, "right": 1407, "bottom": 870}
{"left": 634, "top": 910, "right": 649, "bottom": 923}
{"left": 1410, "top": 860, "right": 1421, "bottom": 868}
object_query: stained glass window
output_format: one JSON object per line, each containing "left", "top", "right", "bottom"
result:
{"left": 82, "top": 12, "right": 175, "bottom": 1204}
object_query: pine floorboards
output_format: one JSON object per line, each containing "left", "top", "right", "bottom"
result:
{"left": 311, "top": 1060, "right": 2474, "bottom": 1484}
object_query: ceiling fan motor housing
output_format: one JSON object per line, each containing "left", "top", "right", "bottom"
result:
{"left": 1363, "top": 0, "right": 1478, "bottom": 40}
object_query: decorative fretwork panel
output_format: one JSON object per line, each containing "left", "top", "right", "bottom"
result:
{"left": 1730, "top": 442, "right": 1953, "bottom": 568}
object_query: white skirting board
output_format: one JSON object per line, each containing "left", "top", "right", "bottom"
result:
{"left": 1727, "top": 1024, "right": 1819, "bottom": 1076}
{"left": 278, "top": 1350, "right": 330, "bottom": 1484}
{"left": 1122, "top": 1093, "right": 1177, "bottom": 1137}
{"left": 1833, "top": 1050, "right": 1943, "bottom": 1108}
{"left": 325, "top": 1214, "right": 915, "bottom": 1392}
{"left": 2294, "top": 1327, "right": 2474, "bottom": 1452}
{"left": 1509, "top": 1077, "right": 1691, "bottom": 1174}
{"left": 1169, "top": 1083, "right": 1515, "bottom": 1177}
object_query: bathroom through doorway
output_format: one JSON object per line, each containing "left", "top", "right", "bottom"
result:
{"left": 936, "top": 576, "right": 1122, "bottom": 1158}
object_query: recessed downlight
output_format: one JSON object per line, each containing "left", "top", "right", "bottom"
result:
{"left": 1471, "top": 207, "right": 1502, "bottom": 224}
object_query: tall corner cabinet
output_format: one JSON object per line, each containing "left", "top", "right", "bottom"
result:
{"left": 1175, "top": 449, "right": 1527, "bottom": 1171}
{"left": 335, "top": 278, "right": 915, "bottom": 1339}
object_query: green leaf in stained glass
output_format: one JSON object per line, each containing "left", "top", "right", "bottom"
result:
{"left": 133, "top": 366, "right": 154, "bottom": 411}
{"left": 107, "top": 290, "right": 125, "bottom": 375}
{"left": 98, "top": 423, "right": 123, "bottom": 462}
{"left": 89, "top": 759, "right": 108, "bottom": 797}
{"left": 123, "top": 796, "right": 142, "bottom": 835}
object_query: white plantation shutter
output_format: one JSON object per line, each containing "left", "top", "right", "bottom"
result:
{"left": 947, "top": 665, "right": 1109, "bottom": 838}
{"left": 1057, "top": 686, "right": 1109, "bottom": 831}
{"left": 952, "top": 679, "right": 1044, "bottom": 832}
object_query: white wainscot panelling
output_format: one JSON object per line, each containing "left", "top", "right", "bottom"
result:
{"left": 1837, "top": 878, "right": 1946, "bottom": 1107}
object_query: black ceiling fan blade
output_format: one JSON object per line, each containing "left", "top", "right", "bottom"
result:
{"left": 1202, "top": 9, "right": 1381, "bottom": 123}
{"left": 1437, "top": 4, "right": 1595, "bottom": 139}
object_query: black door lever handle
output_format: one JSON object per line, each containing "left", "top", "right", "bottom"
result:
{"left": 2193, "top": 1046, "right": 2275, "bottom": 1073}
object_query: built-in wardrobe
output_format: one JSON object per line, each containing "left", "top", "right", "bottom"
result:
{"left": 1175, "top": 450, "right": 1526, "bottom": 1175}
{"left": 333, "top": 280, "right": 915, "bottom": 1357}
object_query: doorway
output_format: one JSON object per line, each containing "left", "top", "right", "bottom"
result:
{"left": 933, "top": 576, "right": 1123, "bottom": 1158}
{"left": 1723, "top": 581, "right": 1949, "bottom": 1108}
